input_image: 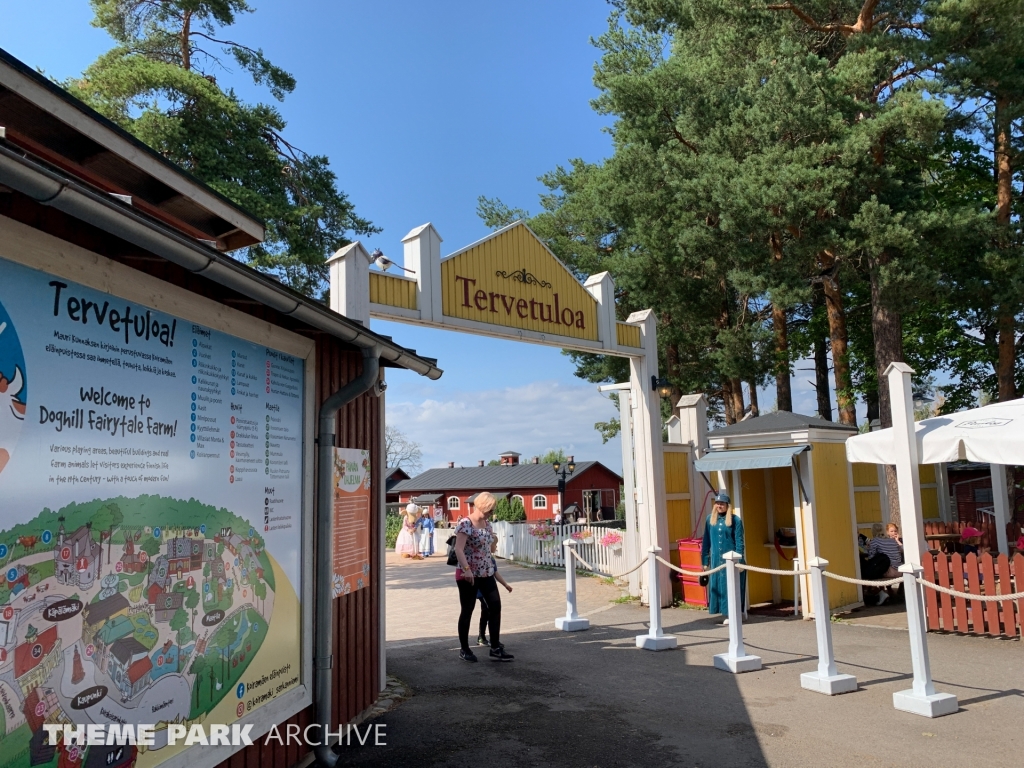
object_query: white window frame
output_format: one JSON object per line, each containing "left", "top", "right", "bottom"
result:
{"left": 447, "top": 496, "right": 460, "bottom": 510}
{"left": 511, "top": 495, "right": 525, "bottom": 507}
{"left": 532, "top": 494, "right": 547, "bottom": 510}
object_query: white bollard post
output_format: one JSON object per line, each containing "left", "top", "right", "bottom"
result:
{"left": 892, "top": 564, "right": 958, "bottom": 717}
{"left": 555, "top": 539, "right": 590, "bottom": 631}
{"left": 713, "top": 551, "right": 761, "bottom": 673}
{"left": 635, "top": 547, "right": 677, "bottom": 650}
{"left": 800, "top": 558, "right": 857, "bottom": 695}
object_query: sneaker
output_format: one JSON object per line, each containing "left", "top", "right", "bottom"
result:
{"left": 459, "top": 649, "right": 478, "bottom": 663}
{"left": 489, "top": 646, "right": 514, "bottom": 662}
{"left": 477, "top": 635, "right": 489, "bottom": 646}
{"left": 877, "top": 591, "right": 889, "bottom": 606}
{"left": 722, "top": 618, "right": 730, "bottom": 626}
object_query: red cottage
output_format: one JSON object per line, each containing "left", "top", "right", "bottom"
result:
{"left": 392, "top": 451, "right": 622, "bottom": 522}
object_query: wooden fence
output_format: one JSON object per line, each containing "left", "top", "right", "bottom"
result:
{"left": 490, "top": 521, "right": 634, "bottom": 578}
{"left": 921, "top": 551, "right": 1024, "bottom": 639}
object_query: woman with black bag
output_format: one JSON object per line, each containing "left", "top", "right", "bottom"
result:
{"left": 452, "top": 491, "right": 514, "bottom": 662}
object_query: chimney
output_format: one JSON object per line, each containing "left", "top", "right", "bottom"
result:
{"left": 478, "top": 460, "right": 485, "bottom": 467}
{"left": 448, "top": 461, "right": 454, "bottom": 469}
{"left": 568, "top": 455, "right": 574, "bottom": 463}
{"left": 532, "top": 457, "right": 539, "bottom": 464}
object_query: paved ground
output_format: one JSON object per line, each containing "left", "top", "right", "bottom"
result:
{"left": 343, "top": 555, "right": 1022, "bottom": 767}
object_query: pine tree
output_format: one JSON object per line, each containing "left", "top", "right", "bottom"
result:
{"left": 68, "top": 0, "right": 378, "bottom": 298}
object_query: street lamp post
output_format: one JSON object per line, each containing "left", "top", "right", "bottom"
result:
{"left": 553, "top": 456, "right": 576, "bottom": 520}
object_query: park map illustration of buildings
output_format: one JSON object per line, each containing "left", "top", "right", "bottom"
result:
{"left": 0, "top": 497, "right": 284, "bottom": 768}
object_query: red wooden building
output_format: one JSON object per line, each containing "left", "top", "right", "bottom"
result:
{"left": 0, "top": 47, "right": 439, "bottom": 768}
{"left": 392, "top": 451, "right": 622, "bottom": 522}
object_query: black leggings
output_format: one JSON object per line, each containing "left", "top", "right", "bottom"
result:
{"left": 478, "top": 596, "right": 490, "bottom": 639}
{"left": 457, "top": 576, "right": 501, "bottom": 651}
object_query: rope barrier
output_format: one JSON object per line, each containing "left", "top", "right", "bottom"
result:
{"left": 823, "top": 571, "right": 902, "bottom": 588}
{"left": 735, "top": 563, "right": 810, "bottom": 576}
{"left": 654, "top": 555, "right": 726, "bottom": 577}
{"left": 568, "top": 549, "right": 597, "bottom": 572}
{"left": 916, "top": 578, "right": 1024, "bottom": 602}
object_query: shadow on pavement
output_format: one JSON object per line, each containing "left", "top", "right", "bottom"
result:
{"left": 343, "top": 619, "right": 768, "bottom": 768}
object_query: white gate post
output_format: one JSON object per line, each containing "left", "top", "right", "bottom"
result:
{"left": 713, "top": 552, "right": 761, "bottom": 673}
{"left": 892, "top": 564, "right": 958, "bottom": 717}
{"left": 555, "top": 539, "right": 590, "bottom": 631}
{"left": 800, "top": 557, "right": 857, "bottom": 694}
{"left": 635, "top": 547, "right": 677, "bottom": 650}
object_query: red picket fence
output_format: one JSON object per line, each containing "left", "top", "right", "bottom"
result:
{"left": 921, "top": 552, "right": 1024, "bottom": 639}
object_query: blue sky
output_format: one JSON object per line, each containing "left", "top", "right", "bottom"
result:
{"left": 1, "top": 1, "right": 839, "bottom": 473}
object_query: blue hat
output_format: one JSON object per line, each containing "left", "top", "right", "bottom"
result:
{"left": 714, "top": 492, "right": 731, "bottom": 506}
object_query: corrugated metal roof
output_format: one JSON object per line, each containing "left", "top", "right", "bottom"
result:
{"left": 694, "top": 445, "right": 810, "bottom": 472}
{"left": 391, "top": 461, "right": 620, "bottom": 493}
{"left": 710, "top": 412, "right": 855, "bottom": 437}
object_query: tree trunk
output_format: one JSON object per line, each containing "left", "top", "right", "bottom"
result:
{"left": 995, "top": 96, "right": 1016, "bottom": 401}
{"left": 870, "top": 257, "right": 905, "bottom": 527}
{"left": 747, "top": 379, "right": 760, "bottom": 417}
{"left": 181, "top": 12, "right": 192, "bottom": 70}
{"left": 814, "top": 332, "right": 832, "bottom": 421}
{"left": 730, "top": 377, "right": 745, "bottom": 420}
{"left": 723, "top": 379, "right": 736, "bottom": 425}
{"left": 819, "top": 255, "right": 856, "bottom": 426}
{"left": 772, "top": 303, "right": 792, "bottom": 411}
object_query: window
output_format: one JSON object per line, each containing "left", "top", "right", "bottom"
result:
{"left": 532, "top": 495, "right": 547, "bottom": 509}
{"left": 447, "top": 496, "right": 460, "bottom": 510}
{"left": 512, "top": 495, "right": 525, "bottom": 507}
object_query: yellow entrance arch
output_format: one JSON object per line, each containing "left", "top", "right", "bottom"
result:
{"left": 328, "top": 220, "right": 670, "bottom": 604}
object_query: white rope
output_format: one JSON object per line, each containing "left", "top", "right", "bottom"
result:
{"left": 568, "top": 549, "right": 597, "bottom": 572}
{"left": 916, "top": 578, "right": 1024, "bottom": 602}
{"left": 654, "top": 555, "right": 726, "bottom": 577}
{"left": 735, "top": 563, "right": 810, "bottom": 576}
{"left": 823, "top": 571, "right": 902, "bottom": 588}
{"left": 567, "top": 548, "right": 646, "bottom": 580}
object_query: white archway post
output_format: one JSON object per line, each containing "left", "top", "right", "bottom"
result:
{"left": 626, "top": 309, "right": 672, "bottom": 607}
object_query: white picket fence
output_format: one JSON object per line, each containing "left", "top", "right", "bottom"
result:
{"left": 489, "top": 521, "right": 634, "bottom": 578}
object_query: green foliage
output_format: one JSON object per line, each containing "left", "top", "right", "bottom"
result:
{"left": 538, "top": 448, "right": 568, "bottom": 464}
{"left": 69, "top": 0, "right": 377, "bottom": 298}
{"left": 385, "top": 512, "right": 402, "bottom": 549}
{"left": 480, "top": 0, "right": 1024, "bottom": 422}
{"left": 493, "top": 497, "right": 526, "bottom": 522}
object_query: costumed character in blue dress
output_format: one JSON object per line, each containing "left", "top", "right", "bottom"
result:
{"left": 701, "top": 492, "right": 745, "bottom": 619}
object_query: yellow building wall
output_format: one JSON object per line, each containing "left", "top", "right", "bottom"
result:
{"left": 369, "top": 272, "right": 417, "bottom": 310}
{"left": 736, "top": 469, "right": 773, "bottom": 605}
{"left": 810, "top": 442, "right": 860, "bottom": 609}
{"left": 664, "top": 449, "right": 693, "bottom": 571}
{"left": 440, "top": 223, "right": 599, "bottom": 341}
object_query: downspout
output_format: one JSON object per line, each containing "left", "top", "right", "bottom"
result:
{"left": 314, "top": 345, "right": 381, "bottom": 768}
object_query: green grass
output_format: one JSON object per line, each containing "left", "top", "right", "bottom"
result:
{"left": 612, "top": 594, "right": 639, "bottom": 604}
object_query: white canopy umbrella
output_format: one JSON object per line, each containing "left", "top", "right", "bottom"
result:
{"left": 846, "top": 397, "right": 1024, "bottom": 466}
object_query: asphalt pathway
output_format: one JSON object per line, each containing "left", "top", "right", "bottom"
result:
{"left": 344, "top": 554, "right": 1022, "bottom": 768}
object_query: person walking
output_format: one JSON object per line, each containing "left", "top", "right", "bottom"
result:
{"left": 453, "top": 491, "right": 513, "bottom": 662}
{"left": 701, "top": 492, "right": 745, "bottom": 624}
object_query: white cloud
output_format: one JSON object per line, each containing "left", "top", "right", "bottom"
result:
{"left": 386, "top": 379, "right": 623, "bottom": 472}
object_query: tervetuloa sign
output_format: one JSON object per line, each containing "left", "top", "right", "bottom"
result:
{"left": 326, "top": 217, "right": 673, "bottom": 607}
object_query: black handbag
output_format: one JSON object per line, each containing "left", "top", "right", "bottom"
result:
{"left": 699, "top": 574, "right": 709, "bottom": 587}
{"left": 446, "top": 534, "right": 459, "bottom": 566}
